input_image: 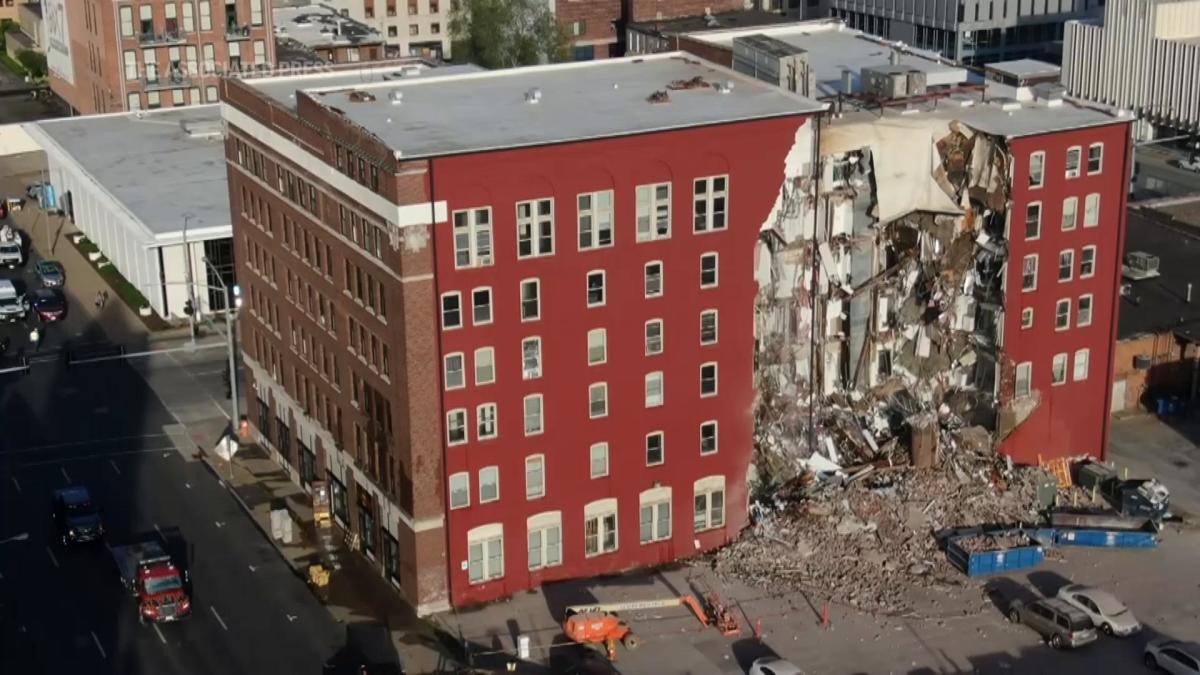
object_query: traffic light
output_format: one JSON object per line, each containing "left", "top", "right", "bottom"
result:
{"left": 183, "top": 299, "right": 195, "bottom": 316}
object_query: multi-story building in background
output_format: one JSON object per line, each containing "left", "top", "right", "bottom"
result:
{"left": 46, "top": 0, "right": 275, "bottom": 115}
{"left": 221, "top": 55, "right": 822, "bottom": 611}
{"left": 274, "top": 2, "right": 386, "bottom": 64}
{"left": 292, "top": 0, "right": 449, "bottom": 58}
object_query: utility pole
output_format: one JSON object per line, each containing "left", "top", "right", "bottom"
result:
{"left": 182, "top": 213, "right": 197, "bottom": 346}
{"left": 203, "top": 257, "right": 239, "bottom": 482}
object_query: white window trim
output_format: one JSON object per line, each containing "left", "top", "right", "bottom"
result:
{"left": 1025, "top": 201, "right": 1042, "bottom": 241}
{"left": 583, "top": 497, "right": 619, "bottom": 557}
{"left": 700, "top": 252, "right": 719, "bottom": 288}
{"left": 635, "top": 182, "right": 672, "bottom": 242}
{"left": 577, "top": 189, "right": 615, "bottom": 251}
{"left": 700, "top": 309, "right": 718, "bottom": 345}
{"left": 522, "top": 336, "right": 543, "bottom": 380}
{"left": 523, "top": 393, "right": 544, "bottom": 436}
{"left": 645, "top": 371, "right": 664, "bottom": 408}
{"left": 466, "top": 523, "right": 503, "bottom": 584}
{"left": 1021, "top": 307, "right": 1034, "bottom": 330}
{"left": 478, "top": 466, "right": 500, "bottom": 503}
{"left": 1062, "top": 196, "right": 1078, "bottom": 231}
{"left": 451, "top": 207, "right": 494, "bottom": 270}
{"left": 1066, "top": 145, "right": 1082, "bottom": 178}
{"left": 474, "top": 346, "right": 496, "bottom": 386}
{"left": 1078, "top": 294, "right": 1094, "bottom": 327}
{"left": 440, "top": 291, "right": 462, "bottom": 330}
{"left": 1087, "top": 142, "right": 1104, "bottom": 175}
{"left": 447, "top": 408, "right": 468, "bottom": 446}
{"left": 520, "top": 277, "right": 541, "bottom": 322}
{"left": 1015, "top": 362, "right": 1033, "bottom": 398}
{"left": 646, "top": 430, "right": 665, "bottom": 466}
{"left": 471, "top": 286, "right": 494, "bottom": 326}
{"left": 700, "top": 361, "right": 719, "bottom": 398}
{"left": 586, "top": 270, "right": 606, "bottom": 308}
{"left": 645, "top": 319, "right": 664, "bottom": 356}
{"left": 1083, "top": 193, "right": 1101, "bottom": 228}
{"left": 644, "top": 260, "right": 664, "bottom": 298}
{"left": 589, "top": 382, "right": 608, "bottom": 419}
{"left": 1029, "top": 151, "right": 1045, "bottom": 189}
{"left": 525, "top": 454, "right": 546, "bottom": 500}
{"left": 638, "top": 486, "right": 673, "bottom": 543}
{"left": 587, "top": 328, "right": 607, "bottom": 365}
{"left": 1080, "top": 245, "right": 1097, "bottom": 278}
{"left": 1022, "top": 254, "right": 1038, "bottom": 292}
{"left": 515, "top": 198, "right": 555, "bottom": 259}
{"left": 1059, "top": 249, "right": 1074, "bottom": 283}
{"left": 449, "top": 472, "right": 470, "bottom": 509}
{"left": 693, "top": 175, "right": 729, "bottom": 233}
{"left": 590, "top": 442, "right": 609, "bottom": 478}
{"left": 443, "top": 352, "right": 465, "bottom": 390}
{"left": 1073, "top": 348, "right": 1090, "bottom": 381}
{"left": 693, "top": 475, "right": 726, "bottom": 533}
{"left": 1052, "top": 353, "right": 1068, "bottom": 386}
{"left": 700, "top": 420, "right": 718, "bottom": 455}
{"left": 526, "top": 511, "right": 562, "bottom": 570}
{"left": 1055, "top": 299, "right": 1071, "bottom": 332}
{"left": 476, "top": 403, "right": 498, "bottom": 440}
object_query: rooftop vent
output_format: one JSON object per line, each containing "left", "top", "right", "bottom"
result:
{"left": 524, "top": 87, "right": 542, "bottom": 104}
{"left": 713, "top": 80, "right": 735, "bottom": 94}
{"left": 348, "top": 90, "right": 376, "bottom": 102}
{"left": 1123, "top": 251, "right": 1161, "bottom": 280}
{"left": 1033, "top": 82, "right": 1066, "bottom": 107}
{"left": 180, "top": 119, "right": 223, "bottom": 139}
{"left": 947, "top": 93, "right": 976, "bottom": 107}
{"left": 388, "top": 90, "right": 403, "bottom": 105}
{"left": 991, "top": 97, "right": 1021, "bottom": 111}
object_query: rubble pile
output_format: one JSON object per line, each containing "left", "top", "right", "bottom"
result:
{"left": 713, "top": 460, "right": 1054, "bottom": 614}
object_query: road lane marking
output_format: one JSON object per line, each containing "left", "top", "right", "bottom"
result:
{"left": 0, "top": 433, "right": 170, "bottom": 455}
{"left": 248, "top": 564, "right": 256, "bottom": 572}
{"left": 286, "top": 614, "right": 297, "bottom": 623}
{"left": 19, "top": 447, "right": 175, "bottom": 467}
{"left": 214, "top": 521, "right": 225, "bottom": 528}
{"left": 91, "top": 631, "right": 106, "bottom": 659}
{"left": 151, "top": 623, "right": 167, "bottom": 644}
{"left": 46, "top": 547, "right": 59, "bottom": 568}
{"left": 210, "top": 606, "right": 229, "bottom": 631}
{"left": 10, "top": 476, "right": 20, "bottom": 494}
{"left": 184, "top": 482, "right": 192, "bottom": 489}
{"left": 108, "top": 460, "right": 121, "bottom": 475}
{"left": 60, "top": 466, "right": 71, "bottom": 483}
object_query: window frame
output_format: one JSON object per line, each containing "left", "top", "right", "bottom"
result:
{"left": 700, "top": 362, "right": 718, "bottom": 398}
{"left": 443, "top": 352, "right": 465, "bottom": 390}
{"left": 644, "top": 261, "right": 664, "bottom": 298}
{"left": 471, "top": 286, "right": 493, "bottom": 326}
{"left": 590, "top": 442, "right": 609, "bottom": 478}
{"left": 1087, "top": 143, "right": 1103, "bottom": 175}
{"left": 589, "top": 382, "right": 609, "bottom": 419}
{"left": 587, "top": 328, "right": 607, "bottom": 365}
{"left": 522, "top": 336, "right": 542, "bottom": 380}
{"left": 523, "top": 393, "right": 544, "bottom": 436}
{"left": 520, "top": 278, "right": 541, "bottom": 322}
{"left": 1080, "top": 245, "right": 1097, "bottom": 278}
{"left": 700, "top": 309, "right": 718, "bottom": 345}
{"left": 478, "top": 466, "right": 500, "bottom": 503}
{"left": 446, "top": 408, "right": 468, "bottom": 446}
{"left": 635, "top": 182, "right": 672, "bottom": 242}
{"left": 645, "top": 319, "right": 664, "bottom": 356}
{"left": 1066, "top": 145, "right": 1082, "bottom": 178}
{"left": 700, "top": 420, "right": 718, "bottom": 455}
{"left": 584, "top": 499, "right": 619, "bottom": 557}
{"left": 440, "top": 292, "right": 462, "bottom": 330}
{"left": 646, "top": 431, "right": 665, "bottom": 466}
{"left": 1055, "top": 298, "right": 1071, "bottom": 331}
{"left": 639, "top": 489, "right": 672, "bottom": 544}
{"left": 645, "top": 371, "right": 664, "bottom": 408}
{"left": 474, "top": 347, "right": 496, "bottom": 386}
{"left": 1025, "top": 202, "right": 1042, "bottom": 240}
{"left": 476, "top": 402, "right": 498, "bottom": 440}
{"left": 586, "top": 270, "right": 606, "bottom": 308}
{"left": 1061, "top": 196, "right": 1078, "bottom": 231}
{"left": 1022, "top": 254, "right": 1038, "bottom": 292}
{"left": 1059, "top": 249, "right": 1075, "bottom": 282}
{"left": 526, "top": 512, "right": 562, "bottom": 570}
{"left": 516, "top": 198, "right": 554, "bottom": 259}
{"left": 700, "top": 252, "right": 719, "bottom": 288}
{"left": 693, "top": 476, "right": 726, "bottom": 532}
{"left": 451, "top": 207, "right": 494, "bottom": 269}
{"left": 449, "top": 472, "right": 470, "bottom": 509}
{"left": 466, "top": 524, "right": 503, "bottom": 584}
{"left": 1015, "top": 362, "right": 1033, "bottom": 398}
{"left": 525, "top": 454, "right": 545, "bottom": 500}
{"left": 1084, "top": 193, "right": 1100, "bottom": 228}
{"left": 1073, "top": 348, "right": 1090, "bottom": 381}
{"left": 1052, "top": 353, "right": 1068, "bottom": 386}
{"left": 1028, "top": 151, "right": 1045, "bottom": 189}
{"left": 1021, "top": 307, "right": 1034, "bottom": 330}
{"left": 693, "top": 175, "right": 729, "bottom": 233}
{"left": 1078, "top": 294, "right": 1094, "bottom": 327}
{"left": 577, "top": 190, "right": 615, "bottom": 251}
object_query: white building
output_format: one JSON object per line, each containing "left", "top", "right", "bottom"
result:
{"left": 274, "top": 0, "right": 451, "bottom": 59}
{"left": 24, "top": 106, "right": 233, "bottom": 319}
{"left": 1063, "top": 0, "right": 1200, "bottom": 138}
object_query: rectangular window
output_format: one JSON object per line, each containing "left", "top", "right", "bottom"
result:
{"left": 569, "top": 324, "right": 601, "bottom": 367}
{"left": 636, "top": 182, "right": 671, "bottom": 241}
{"left": 524, "top": 394, "right": 543, "bottom": 435}
{"left": 589, "top": 383, "right": 608, "bottom": 418}
{"left": 1059, "top": 250, "right": 1074, "bottom": 282}
{"left": 1087, "top": 143, "right": 1103, "bottom": 174}
{"left": 253, "top": 39, "right": 266, "bottom": 64}
{"left": 182, "top": 2, "right": 194, "bottom": 32}
{"left": 693, "top": 176, "right": 728, "bottom": 232}
{"left": 700, "top": 310, "right": 718, "bottom": 345}
{"left": 1022, "top": 255, "right": 1038, "bottom": 292}
{"left": 700, "top": 421, "right": 718, "bottom": 455}
{"left": 250, "top": 0, "right": 264, "bottom": 25}
{"left": 1078, "top": 294, "right": 1093, "bottom": 327}
{"left": 700, "top": 253, "right": 719, "bottom": 288}
{"left": 1080, "top": 246, "right": 1096, "bottom": 278}
{"left": 441, "top": 292, "right": 462, "bottom": 329}
{"left": 447, "top": 409, "right": 467, "bottom": 445}
{"left": 444, "top": 353, "right": 465, "bottom": 389}
{"left": 476, "top": 403, "right": 497, "bottom": 440}
{"left": 586, "top": 271, "right": 605, "bottom": 307}
{"left": 520, "top": 279, "right": 540, "bottom": 321}
{"left": 452, "top": 208, "right": 493, "bottom": 269}
{"left": 472, "top": 287, "right": 493, "bottom": 325}
{"left": 577, "top": 190, "right": 614, "bottom": 250}
{"left": 1061, "top": 197, "right": 1078, "bottom": 231}
{"left": 474, "top": 347, "right": 495, "bottom": 385}
{"left": 199, "top": 0, "right": 212, "bottom": 30}
{"left": 694, "top": 487, "right": 725, "bottom": 532}
{"left": 123, "top": 50, "right": 138, "bottom": 81}
{"left": 522, "top": 337, "right": 542, "bottom": 380}
{"left": 584, "top": 508, "right": 618, "bottom": 556}
{"left": 467, "top": 529, "right": 503, "bottom": 583}
{"left": 525, "top": 455, "right": 545, "bottom": 500}
{"left": 644, "top": 261, "right": 663, "bottom": 298}
{"left": 640, "top": 500, "right": 671, "bottom": 543}
{"left": 645, "top": 372, "right": 664, "bottom": 407}
{"left": 646, "top": 320, "right": 664, "bottom": 355}
{"left": 1066, "top": 146, "right": 1082, "bottom": 178}
{"left": 356, "top": 494, "right": 376, "bottom": 556}
{"left": 1025, "top": 202, "right": 1041, "bottom": 240}
{"left": 590, "top": 443, "right": 609, "bottom": 478}
{"left": 120, "top": 6, "right": 134, "bottom": 37}
{"left": 1015, "top": 362, "right": 1032, "bottom": 398}
{"left": 516, "top": 199, "right": 554, "bottom": 258}
{"left": 1029, "top": 151, "right": 1045, "bottom": 188}
{"left": 206, "top": 85, "right": 218, "bottom": 103}
{"left": 1052, "top": 353, "right": 1068, "bottom": 385}
{"left": 527, "top": 522, "right": 561, "bottom": 570}
{"left": 1021, "top": 307, "right": 1034, "bottom": 329}
{"left": 646, "top": 432, "right": 664, "bottom": 465}
{"left": 1073, "top": 348, "right": 1090, "bottom": 381}
{"left": 1084, "top": 193, "right": 1100, "bottom": 227}
{"left": 1055, "top": 299, "right": 1070, "bottom": 330}
{"left": 479, "top": 466, "right": 499, "bottom": 503}
{"left": 449, "top": 473, "right": 470, "bottom": 509}
{"left": 700, "top": 363, "right": 718, "bottom": 397}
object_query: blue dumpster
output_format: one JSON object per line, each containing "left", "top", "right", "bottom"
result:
{"left": 1052, "top": 528, "right": 1158, "bottom": 549}
{"left": 946, "top": 529, "right": 1046, "bottom": 577}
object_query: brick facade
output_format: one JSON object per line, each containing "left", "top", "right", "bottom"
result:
{"left": 627, "top": 0, "right": 745, "bottom": 23}
{"left": 557, "top": 0, "right": 621, "bottom": 58}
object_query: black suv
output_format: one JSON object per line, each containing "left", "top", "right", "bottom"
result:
{"left": 53, "top": 486, "right": 105, "bottom": 545}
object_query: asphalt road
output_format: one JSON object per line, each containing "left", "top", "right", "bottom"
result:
{"left": 1133, "top": 144, "right": 1200, "bottom": 200}
{"left": 0, "top": 293, "right": 346, "bottom": 674}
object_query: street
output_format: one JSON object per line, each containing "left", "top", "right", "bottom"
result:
{"left": 1133, "top": 143, "right": 1200, "bottom": 200}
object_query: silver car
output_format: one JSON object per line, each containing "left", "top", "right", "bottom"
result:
{"left": 1145, "top": 639, "right": 1200, "bottom": 674}
{"left": 1008, "top": 597, "right": 1098, "bottom": 649}
{"left": 1055, "top": 584, "right": 1141, "bottom": 637}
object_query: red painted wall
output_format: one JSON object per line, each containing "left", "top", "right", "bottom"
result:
{"left": 1000, "top": 121, "right": 1132, "bottom": 465}
{"left": 429, "top": 116, "right": 811, "bottom": 606}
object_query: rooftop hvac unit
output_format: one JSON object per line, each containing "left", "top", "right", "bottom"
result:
{"left": 1123, "top": 251, "right": 1161, "bottom": 280}
{"left": 731, "top": 34, "right": 813, "bottom": 97}
{"left": 861, "top": 65, "right": 927, "bottom": 100}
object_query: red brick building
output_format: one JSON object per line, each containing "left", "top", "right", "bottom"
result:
{"left": 48, "top": 0, "right": 275, "bottom": 115}
{"left": 222, "top": 56, "right": 822, "bottom": 612}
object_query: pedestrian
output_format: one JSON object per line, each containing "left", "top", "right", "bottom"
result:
{"left": 28, "top": 326, "right": 40, "bottom": 351}
{"left": 102, "top": 290, "right": 109, "bottom": 308}
{"left": 94, "top": 291, "right": 103, "bottom": 310}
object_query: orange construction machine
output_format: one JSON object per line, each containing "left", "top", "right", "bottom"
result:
{"left": 563, "top": 594, "right": 741, "bottom": 660}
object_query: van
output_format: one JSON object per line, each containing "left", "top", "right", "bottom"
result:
{"left": 1009, "top": 597, "right": 1098, "bottom": 649}
{"left": 0, "top": 279, "right": 29, "bottom": 322}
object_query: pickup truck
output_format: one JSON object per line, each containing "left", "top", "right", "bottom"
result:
{"left": 0, "top": 225, "right": 23, "bottom": 269}
{"left": 112, "top": 540, "right": 192, "bottom": 623}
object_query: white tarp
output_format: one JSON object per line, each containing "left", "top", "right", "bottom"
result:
{"left": 213, "top": 436, "right": 239, "bottom": 461}
{"left": 45, "top": 0, "right": 74, "bottom": 85}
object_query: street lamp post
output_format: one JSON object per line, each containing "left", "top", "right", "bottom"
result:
{"left": 182, "top": 213, "right": 197, "bottom": 347}
{"left": 202, "top": 257, "right": 239, "bottom": 482}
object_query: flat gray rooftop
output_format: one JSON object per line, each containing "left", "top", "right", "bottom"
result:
{"left": 296, "top": 53, "right": 824, "bottom": 158}
{"left": 247, "top": 62, "right": 484, "bottom": 109}
{"left": 31, "top": 106, "right": 229, "bottom": 239}
{"left": 690, "top": 22, "right": 972, "bottom": 97}
{"left": 274, "top": 3, "right": 383, "bottom": 49}
{"left": 986, "top": 58, "right": 1061, "bottom": 78}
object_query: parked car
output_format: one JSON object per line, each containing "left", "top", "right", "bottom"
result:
{"left": 1007, "top": 597, "right": 1098, "bottom": 649}
{"left": 1055, "top": 584, "right": 1140, "bottom": 637}
{"left": 52, "top": 486, "right": 104, "bottom": 545}
{"left": 1173, "top": 156, "right": 1200, "bottom": 173}
{"left": 1145, "top": 639, "right": 1200, "bottom": 673}
{"left": 31, "top": 288, "right": 66, "bottom": 322}
{"left": 34, "top": 260, "right": 64, "bottom": 287}
{"left": 0, "top": 279, "right": 29, "bottom": 323}
{"left": 750, "top": 657, "right": 806, "bottom": 675}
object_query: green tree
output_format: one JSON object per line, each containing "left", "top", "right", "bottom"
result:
{"left": 449, "top": 0, "right": 571, "bottom": 69}
{"left": 16, "top": 50, "right": 47, "bottom": 79}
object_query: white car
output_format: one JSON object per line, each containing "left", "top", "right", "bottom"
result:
{"left": 1055, "top": 584, "right": 1141, "bottom": 637}
{"left": 1145, "top": 639, "right": 1200, "bottom": 674}
{"left": 750, "top": 657, "right": 806, "bottom": 675}
{"left": 1174, "top": 156, "right": 1200, "bottom": 173}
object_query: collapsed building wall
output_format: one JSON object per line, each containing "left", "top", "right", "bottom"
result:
{"left": 754, "top": 113, "right": 1034, "bottom": 489}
